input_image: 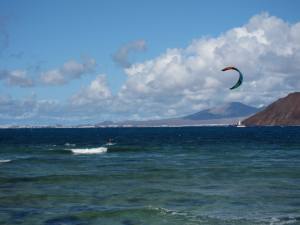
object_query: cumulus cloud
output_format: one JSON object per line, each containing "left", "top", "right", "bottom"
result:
{"left": 0, "top": 75, "right": 113, "bottom": 124}
{"left": 71, "top": 74, "right": 112, "bottom": 106}
{"left": 0, "top": 94, "right": 77, "bottom": 125}
{"left": 62, "top": 13, "right": 298, "bottom": 120}
{"left": 115, "top": 13, "right": 300, "bottom": 118}
{"left": 2, "top": 13, "right": 300, "bottom": 124}
{"left": 0, "top": 69, "right": 34, "bottom": 87}
{"left": 0, "top": 57, "right": 96, "bottom": 87}
{"left": 0, "top": 94, "right": 38, "bottom": 120}
{"left": 40, "top": 57, "right": 96, "bottom": 85}
{"left": 113, "top": 39, "right": 147, "bottom": 68}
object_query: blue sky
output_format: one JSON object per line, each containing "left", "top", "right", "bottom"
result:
{"left": 0, "top": 0, "right": 300, "bottom": 124}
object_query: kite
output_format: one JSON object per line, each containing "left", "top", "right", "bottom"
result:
{"left": 221, "top": 66, "right": 243, "bottom": 90}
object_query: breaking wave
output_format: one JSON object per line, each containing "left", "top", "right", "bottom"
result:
{"left": 0, "top": 159, "right": 11, "bottom": 164}
{"left": 70, "top": 147, "right": 107, "bottom": 155}
{"left": 268, "top": 215, "right": 300, "bottom": 225}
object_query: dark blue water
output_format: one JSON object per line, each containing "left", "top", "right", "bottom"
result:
{"left": 0, "top": 127, "right": 300, "bottom": 225}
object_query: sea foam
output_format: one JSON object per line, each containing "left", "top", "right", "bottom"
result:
{"left": 65, "top": 142, "right": 76, "bottom": 147}
{"left": 0, "top": 159, "right": 11, "bottom": 163}
{"left": 70, "top": 147, "right": 107, "bottom": 155}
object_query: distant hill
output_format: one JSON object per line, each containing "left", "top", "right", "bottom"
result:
{"left": 96, "top": 102, "right": 260, "bottom": 127}
{"left": 183, "top": 102, "right": 259, "bottom": 120}
{"left": 243, "top": 92, "right": 300, "bottom": 126}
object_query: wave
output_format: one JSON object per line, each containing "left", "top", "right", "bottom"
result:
{"left": 107, "top": 145, "right": 149, "bottom": 152}
{"left": 146, "top": 206, "right": 189, "bottom": 217}
{"left": 64, "top": 142, "right": 76, "bottom": 147}
{"left": 105, "top": 142, "right": 116, "bottom": 146}
{"left": 70, "top": 147, "right": 107, "bottom": 155}
{"left": 268, "top": 215, "right": 300, "bottom": 225}
{"left": 70, "top": 205, "right": 192, "bottom": 222}
{"left": 0, "top": 159, "right": 11, "bottom": 163}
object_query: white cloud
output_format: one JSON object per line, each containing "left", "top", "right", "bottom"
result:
{"left": 71, "top": 74, "right": 112, "bottom": 106}
{"left": 1, "top": 13, "right": 300, "bottom": 124}
{"left": 113, "top": 39, "right": 147, "bottom": 68}
{"left": 35, "top": 12, "right": 300, "bottom": 122}
{"left": 0, "top": 69, "right": 34, "bottom": 87}
{"left": 0, "top": 94, "right": 37, "bottom": 120}
{"left": 0, "top": 57, "right": 96, "bottom": 87}
{"left": 40, "top": 57, "right": 96, "bottom": 85}
{"left": 0, "top": 94, "right": 77, "bottom": 124}
{"left": 114, "top": 13, "right": 300, "bottom": 118}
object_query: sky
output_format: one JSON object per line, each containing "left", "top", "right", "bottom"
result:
{"left": 0, "top": 0, "right": 300, "bottom": 125}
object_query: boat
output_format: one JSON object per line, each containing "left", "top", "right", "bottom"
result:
{"left": 236, "top": 120, "right": 246, "bottom": 128}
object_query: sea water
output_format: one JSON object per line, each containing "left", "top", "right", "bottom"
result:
{"left": 0, "top": 127, "right": 300, "bottom": 225}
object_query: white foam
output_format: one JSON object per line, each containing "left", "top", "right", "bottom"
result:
{"left": 65, "top": 142, "right": 76, "bottom": 147}
{"left": 147, "top": 206, "right": 188, "bottom": 217}
{"left": 105, "top": 142, "right": 116, "bottom": 146}
{"left": 0, "top": 159, "right": 11, "bottom": 163}
{"left": 270, "top": 216, "right": 298, "bottom": 225}
{"left": 70, "top": 147, "right": 107, "bottom": 155}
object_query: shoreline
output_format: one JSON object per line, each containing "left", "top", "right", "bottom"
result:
{"left": 1, "top": 124, "right": 300, "bottom": 129}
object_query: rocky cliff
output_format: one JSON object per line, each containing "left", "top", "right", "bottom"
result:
{"left": 243, "top": 92, "right": 300, "bottom": 126}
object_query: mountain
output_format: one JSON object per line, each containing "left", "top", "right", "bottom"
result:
{"left": 183, "top": 102, "right": 259, "bottom": 120}
{"left": 95, "top": 102, "right": 260, "bottom": 127}
{"left": 243, "top": 92, "right": 300, "bottom": 126}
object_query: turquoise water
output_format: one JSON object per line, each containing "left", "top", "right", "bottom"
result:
{"left": 0, "top": 127, "right": 300, "bottom": 225}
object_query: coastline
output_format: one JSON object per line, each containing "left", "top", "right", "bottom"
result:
{"left": 1, "top": 124, "right": 300, "bottom": 129}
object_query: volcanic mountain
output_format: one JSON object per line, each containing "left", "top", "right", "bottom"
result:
{"left": 96, "top": 102, "right": 260, "bottom": 127}
{"left": 183, "top": 102, "right": 259, "bottom": 120}
{"left": 243, "top": 92, "right": 300, "bottom": 126}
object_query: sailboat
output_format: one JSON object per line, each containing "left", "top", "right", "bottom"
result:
{"left": 236, "top": 120, "right": 246, "bottom": 128}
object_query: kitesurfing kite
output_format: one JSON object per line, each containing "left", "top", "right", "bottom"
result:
{"left": 221, "top": 66, "right": 243, "bottom": 90}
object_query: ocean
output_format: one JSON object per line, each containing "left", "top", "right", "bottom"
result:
{"left": 0, "top": 127, "right": 300, "bottom": 225}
